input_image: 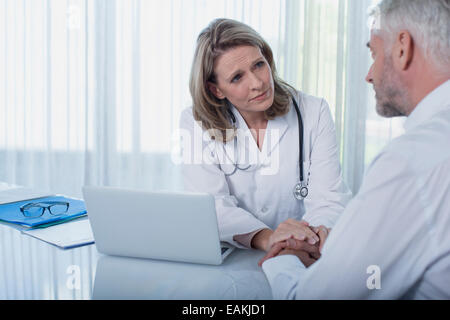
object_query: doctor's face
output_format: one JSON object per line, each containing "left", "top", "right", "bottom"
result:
{"left": 208, "top": 45, "right": 275, "bottom": 118}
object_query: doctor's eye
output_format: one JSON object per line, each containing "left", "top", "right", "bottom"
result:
{"left": 231, "top": 74, "right": 242, "bottom": 83}
{"left": 255, "top": 61, "right": 265, "bottom": 68}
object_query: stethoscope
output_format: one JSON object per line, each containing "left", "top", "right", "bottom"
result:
{"left": 217, "top": 95, "right": 309, "bottom": 201}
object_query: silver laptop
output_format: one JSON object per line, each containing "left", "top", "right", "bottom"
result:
{"left": 82, "top": 186, "right": 234, "bottom": 265}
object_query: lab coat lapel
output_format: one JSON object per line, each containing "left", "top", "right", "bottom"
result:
{"left": 230, "top": 106, "right": 255, "bottom": 156}
{"left": 230, "top": 107, "right": 247, "bottom": 142}
{"left": 261, "top": 114, "right": 289, "bottom": 162}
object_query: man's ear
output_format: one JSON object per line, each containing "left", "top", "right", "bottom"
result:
{"left": 207, "top": 82, "right": 225, "bottom": 100}
{"left": 392, "top": 30, "right": 414, "bottom": 71}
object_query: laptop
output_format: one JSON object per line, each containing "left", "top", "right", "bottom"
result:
{"left": 82, "top": 186, "right": 234, "bottom": 265}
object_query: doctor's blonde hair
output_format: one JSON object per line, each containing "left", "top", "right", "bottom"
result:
{"left": 189, "top": 18, "right": 294, "bottom": 143}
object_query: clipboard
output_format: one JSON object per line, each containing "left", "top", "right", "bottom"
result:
{"left": 21, "top": 217, "right": 95, "bottom": 249}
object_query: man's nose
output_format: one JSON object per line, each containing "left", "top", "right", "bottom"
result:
{"left": 366, "top": 65, "right": 374, "bottom": 84}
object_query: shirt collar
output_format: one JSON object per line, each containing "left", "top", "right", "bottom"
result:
{"left": 228, "top": 102, "right": 288, "bottom": 133}
{"left": 228, "top": 102, "right": 289, "bottom": 157}
{"left": 404, "top": 80, "right": 450, "bottom": 132}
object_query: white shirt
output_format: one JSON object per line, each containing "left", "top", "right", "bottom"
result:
{"left": 179, "top": 90, "right": 352, "bottom": 248}
{"left": 262, "top": 80, "right": 450, "bottom": 299}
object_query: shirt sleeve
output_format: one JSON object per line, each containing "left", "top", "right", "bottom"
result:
{"left": 262, "top": 150, "right": 432, "bottom": 299}
{"left": 301, "top": 98, "right": 352, "bottom": 228}
{"left": 179, "top": 109, "right": 269, "bottom": 249}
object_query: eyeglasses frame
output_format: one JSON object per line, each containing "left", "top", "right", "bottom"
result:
{"left": 20, "top": 201, "right": 70, "bottom": 218}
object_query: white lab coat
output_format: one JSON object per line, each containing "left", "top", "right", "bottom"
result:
{"left": 179, "top": 90, "right": 352, "bottom": 248}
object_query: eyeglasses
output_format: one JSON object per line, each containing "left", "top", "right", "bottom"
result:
{"left": 20, "top": 201, "right": 70, "bottom": 218}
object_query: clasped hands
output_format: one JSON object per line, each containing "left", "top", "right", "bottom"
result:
{"left": 257, "top": 219, "right": 331, "bottom": 267}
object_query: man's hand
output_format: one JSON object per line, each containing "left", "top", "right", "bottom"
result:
{"left": 278, "top": 248, "right": 318, "bottom": 267}
{"left": 258, "top": 238, "right": 320, "bottom": 267}
{"left": 266, "top": 219, "right": 320, "bottom": 252}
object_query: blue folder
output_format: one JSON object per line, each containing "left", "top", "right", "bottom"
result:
{"left": 0, "top": 196, "right": 87, "bottom": 228}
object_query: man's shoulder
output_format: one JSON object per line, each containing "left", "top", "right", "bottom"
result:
{"left": 371, "top": 120, "right": 450, "bottom": 176}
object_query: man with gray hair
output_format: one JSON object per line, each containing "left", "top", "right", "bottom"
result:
{"left": 260, "top": 0, "right": 450, "bottom": 299}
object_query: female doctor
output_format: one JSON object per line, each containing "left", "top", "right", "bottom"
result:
{"left": 179, "top": 18, "right": 352, "bottom": 253}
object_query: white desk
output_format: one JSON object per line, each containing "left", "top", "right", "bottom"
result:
{"left": 0, "top": 222, "right": 272, "bottom": 300}
{"left": 93, "top": 249, "right": 272, "bottom": 300}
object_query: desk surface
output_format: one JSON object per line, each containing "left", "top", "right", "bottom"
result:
{"left": 0, "top": 223, "right": 272, "bottom": 300}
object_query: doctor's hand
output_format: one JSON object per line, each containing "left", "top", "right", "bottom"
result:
{"left": 266, "top": 219, "right": 320, "bottom": 252}
{"left": 258, "top": 238, "right": 320, "bottom": 267}
{"left": 311, "top": 225, "right": 332, "bottom": 253}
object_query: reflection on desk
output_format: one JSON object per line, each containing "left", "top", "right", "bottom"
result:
{"left": 0, "top": 223, "right": 272, "bottom": 300}
{"left": 93, "top": 249, "right": 272, "bottom": 300}
{"left": 0, "top": 223, "right": 98, "bottom": 299}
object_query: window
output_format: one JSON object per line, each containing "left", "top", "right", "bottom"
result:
{"left": 1, "top": 0, "right": 404, "bottom": 196}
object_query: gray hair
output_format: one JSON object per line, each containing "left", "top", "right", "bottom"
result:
{"left": 369, "top": 0, "right": 450, "bottom": 75}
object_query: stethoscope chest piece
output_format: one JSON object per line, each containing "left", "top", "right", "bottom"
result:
{"left": 293, "top": 182, "right": 308, "bottom": 200}
{"left": 223, "top": 96, "right": 309, "bottom": 200}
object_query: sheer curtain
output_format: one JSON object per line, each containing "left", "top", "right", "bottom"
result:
{"left": 0, "top": 0, "right": 404, "bottom": 198}
{"left": 1, "top": 0, "right": 410, "bottom": 300}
